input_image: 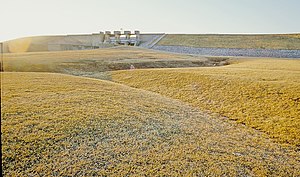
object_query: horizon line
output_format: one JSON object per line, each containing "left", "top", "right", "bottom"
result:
{"left": 2, "top": 32, "right": 300, "bottom": 42}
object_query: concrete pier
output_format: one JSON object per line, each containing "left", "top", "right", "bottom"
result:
{"left": 104, "top": 31, "right": 111, "bottom": 43}
{"left": 134, "top": 31, "right": 141, "bottom": 45}
{"left": 100, "top": 31, "right": 105, "bottom": 43}
{"left": 124, "top": 31, "right": 131, "bottom": 40}
{"left": 114, "top": 31, "right": 121, "bottom": 44}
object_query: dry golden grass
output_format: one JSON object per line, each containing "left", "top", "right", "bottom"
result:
{"left": 2, "top": 72, "right": 300, "bottom": 176}
{"left": 158, "top": 34, "right": 300, "bottom": 49}
{"left": 3, "top": 47, "right": 221, "bottom": 80}
{"left": 112, "top": 59, "right": 300, "bottom": 146}
{"left": 2, "top": 47, "right": 230, "bottom": 82}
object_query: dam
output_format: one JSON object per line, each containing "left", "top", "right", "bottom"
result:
{"left": 2, "top": 31, "right": 165, "bottom": 53}
{"left": 48, "top": 30, "right": 142, "bottom": 51}
{"left": 2, "top": 33, "right": 299, "bottom": 58}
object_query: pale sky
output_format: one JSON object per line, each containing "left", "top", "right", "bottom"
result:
{"left": 1, "top": 0, "right": 299, "bottom": 42}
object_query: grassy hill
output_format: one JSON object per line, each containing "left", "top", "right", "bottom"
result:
{"left": 157, "top": 34, "right": 300, "bottom": 50}
{"left": 3, "top": 47, "right": 299, "bottom": 147}
{"left": 2, "top": 72, "right": 299, "bottom": 176}
{"left": 2, "top": 46, "right": 300, "bottom": 175}
{"left": 112, "top": 59, "right": 300, "bottom": 146}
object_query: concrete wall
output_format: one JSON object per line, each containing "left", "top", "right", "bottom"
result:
{"left": 48, "top": 44, "right": 62, "bottom": 51}
{"left": 139, "top": 34, "right": 165, "bottom": 48}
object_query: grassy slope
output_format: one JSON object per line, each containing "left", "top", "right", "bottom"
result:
{"left": 3, "top": 36, "right": 64, "bottom": 53}
{"left": 3, "top": 47, "right": 227, "bottom": 79}
{"left": 158, "top": 34, "right": 300, "bottom": 50}
{"left": 2, "top": 72, "right": 300, "bottom": 176}
{"left": 112, "top": 59, "right": 300, "bottom": 146}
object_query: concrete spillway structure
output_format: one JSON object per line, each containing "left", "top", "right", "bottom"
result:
{"left": 104, "top": 30, "right": 141, "bottom": 46}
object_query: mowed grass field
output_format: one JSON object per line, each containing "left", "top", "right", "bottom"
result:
{"left": 2, "top": 72, "right": 300, "bottom": 176}
{"left": 112, "top": 59, "right": 300, "bottom": 146}
{"left": 158, "top": 34, "right": 300, "bottom": 49}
